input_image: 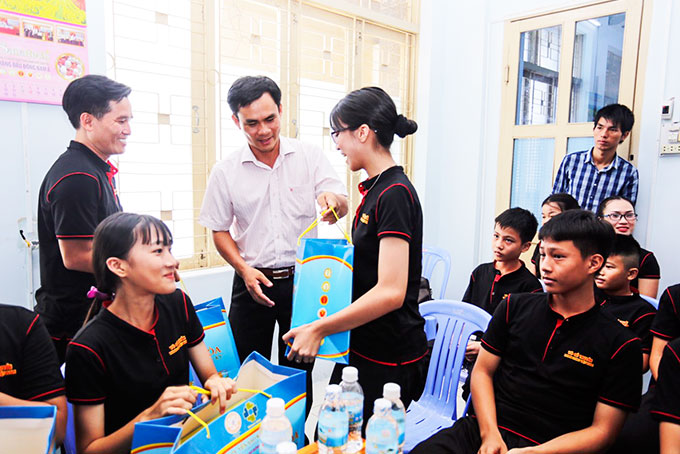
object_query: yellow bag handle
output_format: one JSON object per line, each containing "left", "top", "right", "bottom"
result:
{"left": 297, "top": 207, "right": 352, "bottom": 246}
{"left": 189, "top": 385, "right": 272, "bottom": 399}
{"left": 185, "top": 409, "right": 210, "bottom": 439}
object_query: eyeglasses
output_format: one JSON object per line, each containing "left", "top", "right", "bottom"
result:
{"left": 602, "top": 212, "right": 638, "bottom": 221}
{"left": 330, "top": 127, "right": 350, "bottom": 144}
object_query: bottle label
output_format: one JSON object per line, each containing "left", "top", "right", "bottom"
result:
{"left": 318, "top": 412, "right": 349, "bottom": 448}
{"left": 347, "top": 403, "right": 363, "bottom": 427}
{"left": 392, "top": 409, "right": 405, "bottom": 445}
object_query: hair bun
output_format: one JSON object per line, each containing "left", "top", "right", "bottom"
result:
{"left": 394, "top": 114, "right": 418, "bottom": 138}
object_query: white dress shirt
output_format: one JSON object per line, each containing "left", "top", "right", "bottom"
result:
{"left": 199, "top": 136, "right": 347, "bottom": 268}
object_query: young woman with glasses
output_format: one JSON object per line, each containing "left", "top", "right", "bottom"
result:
{"left": 597, "top": 196, "right": 660, "bottom": 298}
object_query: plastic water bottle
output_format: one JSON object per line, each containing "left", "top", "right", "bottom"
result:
{"left": 340, "top": 366, "right": 364, "bottom": 453}
{"left": 276, "top": 441, "right": 298, "bottom": 454}
{"left": 259, "top": 398, "right": 293, "bottom": 454}
{"left": 317, "top": 384, "right": 349, "bottom": 454}
{"left": 365, "top": 398, "right": 399, "bottom": 454}
{"left": 383, "top": 383, "right": 406, "bottom": 453}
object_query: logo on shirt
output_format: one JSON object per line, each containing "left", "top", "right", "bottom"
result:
{"left": 360, "top": 213, "right": 369, "bottom": 224}
{"left": 168, "top": 335, "right": 187, "bottom": 356}
{"left": 617, "top": 319, "right": 629, "bottom": 327}
{"left": 0, "top": 363, "right": 16, "bottom": 378}
{"left": 564, "top": 350, "right": 594, "bottom": 368}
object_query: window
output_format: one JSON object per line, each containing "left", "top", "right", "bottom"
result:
{"left": 495, "top": 0, "right": 643, "bottom": 222}
{"left": 106, "top": 0, "right": 418, "bottom": 269}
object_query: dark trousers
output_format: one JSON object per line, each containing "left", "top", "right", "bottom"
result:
{"left": 410, "top": 416, "right": 537, "bottom": 454}
{"left": 229, "top": 273, "right": 314, "bottom": 417}
{"left": 330, "top": 351, "right": 427, "bottom": 434}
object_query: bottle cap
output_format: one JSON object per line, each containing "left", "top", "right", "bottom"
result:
{"left": 276, "top": 441, "right": 297, "bottom": 454}
{"left": 383, "top": 382, "right": 401, "bottom": 400}
{"left": 326, "top": 384, "right": 342, "bottom": 396}
{"left": 266, "top": 397, "right": 285, "bottom": 417}
{"left": 373, "top": 398, "right": 392, "bottom": 413}
{"left": 342, "top": 366, "right": 358, "bottom": 382}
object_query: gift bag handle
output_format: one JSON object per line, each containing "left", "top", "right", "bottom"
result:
{"left": 297, "top": 207, "right": 352, "bottom": 246}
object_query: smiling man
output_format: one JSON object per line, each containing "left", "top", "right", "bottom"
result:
{"left": 199, "top": 76, "right": 347, "bottom": 416}
{"left": 36, "top": 75, "right": 131, "bottom": 363}
{"left": 552, "top": 104, "right": 638, "bottom": 212}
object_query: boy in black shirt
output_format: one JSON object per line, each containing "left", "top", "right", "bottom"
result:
{"left": 412, "top": 210, "right": 641, "bottom": 454}
{"left": 463, "top": 207, "right": 542, "bottom": 362}
{"left": 595, "top": 234, "right": 656, "bottom": 371}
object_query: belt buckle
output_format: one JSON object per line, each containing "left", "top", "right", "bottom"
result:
{"left": 271, "top": 268, "right": 290, "bottom": 280}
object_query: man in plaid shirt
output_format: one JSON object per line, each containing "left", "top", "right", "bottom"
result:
{"left": 552, "top": 104, "right": 638, "bottom": 212}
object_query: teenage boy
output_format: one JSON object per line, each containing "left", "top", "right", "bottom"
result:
{"left": 37, "top": 75, "right": 131, "bottom": 363}
{"left": 0, "top": 304, "right": 66, "bottom": 446}
{"left": 552, "top": 104, "right": 638, "bottom": 211}
{"left": 411, "top": 210, "right": 642, "bottom": 454}
{"left": 462, "top": 207, "right": 542, "bottom": 367}
{"left": 651, "top": 338, "right": 680, "bottom": 454}
{"left": 595, "top": 234, "right": 656, "bottom": 371}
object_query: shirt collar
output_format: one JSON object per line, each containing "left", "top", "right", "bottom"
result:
{"left": 240, "top": 136, "right": 295, "bottom": 165}
{"left": 547, "top": 295, "right": 600, "bottom": 321}
{"left": 69, "top": 140, "right": 115, "bottom": 173}
{"left": 585, "top": 148, "right": 619, "bottom": 171}
{"left": 358, "top": 165, "right": 402, "bottom": 196}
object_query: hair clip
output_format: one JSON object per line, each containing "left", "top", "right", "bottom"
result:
{"left": 87, "top": 286, "right": 111, "bottom": 300}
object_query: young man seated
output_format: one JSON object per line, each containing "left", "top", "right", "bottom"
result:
{"left": 651, "top": 338, "right": 680, "bottom": 454}
{"left": 462, "top": 207, "right": 542, "bottom": 365}
{"left": 0, "top": 304, "right": 67, "bottom": 446}
{"left": 595, "top": 234, "right": 656, "bottom": 371}
{"left": 411, "top": 210, "right": 642, "bottom": 454}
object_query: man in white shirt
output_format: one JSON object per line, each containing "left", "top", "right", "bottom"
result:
{"left": 200, "top": 76, "right": 347, "bottom": 413}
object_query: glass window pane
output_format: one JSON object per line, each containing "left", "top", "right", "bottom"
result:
{"left": 567, "top": 136, "right": 594, "bottom": 154}
{"left": 569, "top": 13, "right": 625, "bottom": 123}
{"left": 516, "top": 26, "right": 561, "bottom": 125}
{"left": 510, "top": 138, "right": 555, "bottom": 222}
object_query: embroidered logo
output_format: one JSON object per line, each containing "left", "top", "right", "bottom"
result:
{"left": 564, "top": 350, "right": 594, "bottom": 368}
{"left": 0, "top": 363, "right": 16, "bottom": 378}
{"left": 168, "top": 335, "right": 187, "bottom": 356}
{"left": 360, "top": 213, "right": 369, "bottom": 224}
{"left": 617, "top": 319, "right": 629, "bottom": 327}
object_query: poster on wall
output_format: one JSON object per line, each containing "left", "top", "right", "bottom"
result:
{"left": 0, "top": 0, "right": 88, "bottom": 105}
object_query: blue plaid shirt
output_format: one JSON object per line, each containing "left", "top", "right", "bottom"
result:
{"left": 552, "top": 149, "right": 638, "bottom": 212}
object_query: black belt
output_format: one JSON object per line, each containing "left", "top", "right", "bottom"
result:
{"left": 257, "top": 266, "right": 295, "bottom": 280}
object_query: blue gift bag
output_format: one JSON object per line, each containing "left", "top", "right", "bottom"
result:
{"left": 0, "top": 406, "right": 57, "bottom": 454}
{"left": 131, "top": 352, "right": 306, "bottom": 454}
{"left": 289, "top": 210, "right": 354, "bottom": 364}
{"left": 194, "top": 297, "right": 240, "bottom": 380}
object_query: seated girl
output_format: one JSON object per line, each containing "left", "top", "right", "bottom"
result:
{"left": 530, "top": 193, "right": 580, "bottom": 278}
{"left": 65, "top": 212, "right": 237, "bottom": 453}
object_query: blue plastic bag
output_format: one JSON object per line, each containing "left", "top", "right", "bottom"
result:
{"left": 290, "top": 237, "right": 354, "bottom": 364}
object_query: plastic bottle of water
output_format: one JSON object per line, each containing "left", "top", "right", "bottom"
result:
{"left": 340, "top": 366, "right": 364, "bottom": 453}
{"left": 275, "top": 441, "right": 298, "bottom": 454}
{"left": 365, "top": 398, "right": 399, "bottom": 454}
{"left": 317, "top": 384, "right": 349, "bottom": 454}
{"left": 259, "top": 398, "right": 293, "bottom": 454}
{"left": 382, "top": 383, "right": 406, "bottom": 454}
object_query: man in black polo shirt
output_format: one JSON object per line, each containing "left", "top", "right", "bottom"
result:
{"left": 651, "top": 337, "right": 680, "bottom": 451}
{"left": 0, "top": 304, "right": 66, "bottom": 446}
{"left": 36, "top": 75, "right": 131, "bottom": 362}
{"left": 411, "top": 210, "right": 641, "bottom": 454}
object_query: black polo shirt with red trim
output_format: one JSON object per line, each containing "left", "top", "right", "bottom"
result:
{"left": 631, "top": 248, "right": 660, "bottom": 291}
{"left": 651, "top": 338, "right": 680, "bottom": 424}
{"left": 650, "top": 284, "right": 680, "bottom": 341}
{"left": 462, "top": 261, "right": 542, "bottom": 315}
{"left": 597, "top": 292, "right": 656, "bottom": 353}
{"left": 349, "top": 165, "right": 427, "bottom": 364}
{"left": 0, "top": 304, "right": 64, "bottom": 402}
{"left": 65, "top": 290, "right": 204, "bottom": 435}
{"left": 36, "top": 140, "right": 122, "bottom": 339}
{"left": 477, "top": 292, "right": 641, "bottom": 444}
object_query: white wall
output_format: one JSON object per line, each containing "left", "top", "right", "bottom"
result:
{"left": 415, "top": 0, "right": 680, "bottom": 299}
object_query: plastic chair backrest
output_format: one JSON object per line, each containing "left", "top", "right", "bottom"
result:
{"left": 640, "top": 294, "right": 659, "bottom": 309}
{"left": 60, "top": 364, "right": 76, "bottom": 454}
{"left": 417, "top": 300, "right": 492, "bottom": 418}
{"left": 422, "top": 246, "right": 452, "bottom": 299}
